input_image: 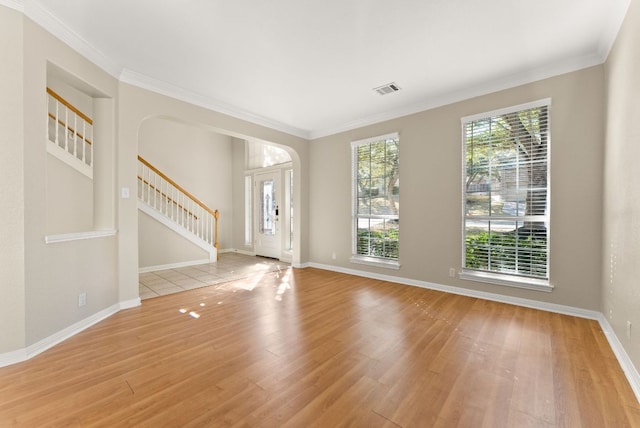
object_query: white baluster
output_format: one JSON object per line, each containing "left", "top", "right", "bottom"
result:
{"left": 55, "top": 99, "right": 60, "bottom": 146}
{"left": 153, "top": 172, "right": 157, "bottom": 209}
{"left": 73, "top": 114, "right": 78, "bottom": 158}
{"left": 82, "top": 121, "right": 86, "bottom": 165}
{"left": 64, "top": 107, "right": 69, "bottom": 153}
{"left": 147, "top": 167, "right": 151, "bottom": 204}
{"left": 89, "top": 124, "right": 93, "bottom": 167}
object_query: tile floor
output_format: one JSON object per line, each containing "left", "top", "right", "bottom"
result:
{"left": 138, "top": 252, "right": 290, "bottom": 300}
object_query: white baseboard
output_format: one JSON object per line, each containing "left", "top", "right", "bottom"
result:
{"left": 0, "top": 297, "right": 141, "bottom": 369}
{"left": 3, "top": 261, "right": 638, "bottom": 405}
{"left": 139, "top": 259, "right": 211, "bottom": 274}
{"left": 0, "top": 348, "right": 28, "bottom": 369}
{"left": 305, "top": 262, "right": 640, "bottom": 403}
{"left": 598, "top": 314, "right": 640, "bottom": 404}
{"left": 229, "top": 248, "right": 256, "bottom": 256}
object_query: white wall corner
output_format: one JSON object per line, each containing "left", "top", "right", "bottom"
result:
{"left": 598, "top": 314, "right": 640, "bottom": 404}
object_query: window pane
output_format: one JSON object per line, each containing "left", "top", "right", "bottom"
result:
{"left": 246, "top": 141, "right": 291, "bottom": 169}
{"left": 244, "top": 176, "right": 252, "bottom": 245}
{"left": 463, "top": 102, "right": 549, "bottom": 280}
{"left": 352, "top": 135, "right": 399, "bottom": 261}
{"left": 260, "top": 179, "right": 276, "bottom": 236}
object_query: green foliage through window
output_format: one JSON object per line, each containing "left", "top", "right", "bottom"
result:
{"left": 465, "top": 229, "right": 547, "bottom": 277}
{"left": 463, "top": 101, "right": 550, "bottom": 280}
{"left": 352, "top": 133, "right": 399, "bottom": 261}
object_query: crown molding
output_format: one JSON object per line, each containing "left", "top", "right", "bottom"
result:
{"left": 21, "top": 0, "right": 121, "bottom": 78}
{"left": 309, "top": 52, "right": 604, "bottom": 139}
{"left": 7, "top": 0, "right": 624, "bottom": 142}
{"left": 0, "top": 0, "right": 23, "bottom": 12}
{"left": 120, "top": 68, "right": 311, "bottom": 140}
{"left": 17, "top": 1, "right": 310, "bottom": 139}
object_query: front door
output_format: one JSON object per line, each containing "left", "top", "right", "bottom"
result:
{"left": 254, "top": 171, "right": 281, "bottom": 259}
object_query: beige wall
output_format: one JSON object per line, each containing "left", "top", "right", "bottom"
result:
{"left": 4, "top": 1, "right": 637, "bottom": 386}
{"left": 0, "top": 7, "right": 26, "bottom": 354}
{"left": 138, "top": 117, "right": 234, "bottom": 267}
{"left": 138, "top": 213, "right": 209, "bottom": 268}
{"left": 309, "top": 66, "right": 605, "bottom": 310}
{"left": 117, "top": 84, "right": 310, "bottom": 303}
{"left": 45, "top": 154, "right": 94, "bottom": 234}
{"left": 45, "top": 78, "right": 96, "bottom": 234}
{"left": 22, "top": 15, "right": 119, "bottom": 345}
{"left": 231, "top": 138, "right": 252, "bottom": 252}
{"left": 603, "top": 0, "right": 640, "bottom": 374}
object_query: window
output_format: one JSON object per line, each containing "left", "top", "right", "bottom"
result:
{"left": 285, "top": 169, "right": 294, "bottom": 251}
{"left": 461, "top": 99, "right": 551, "bottom": 290}
{"left": 351, "top": 133, "right": 400, "bottom": 269}
{"left": 245, "top": 140, "right": 291, "bottom": 169}
{"left": 244, "top": 176, "right": 252, "bottom": 246}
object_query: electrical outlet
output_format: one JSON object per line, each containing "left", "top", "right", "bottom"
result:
{"left": 449, "top": 268, "right": 456, "bottom": 278}
{"left": 627, "top": 321, "right": 632, "bottom": 339}
{"left": 78, "top": 292, "right": 87, "bottom": 307}
{"left": 331, "top": 252, "right": 336, "bottom": 260}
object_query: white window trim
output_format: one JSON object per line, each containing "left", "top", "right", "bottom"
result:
{"left": 461, "top": 98, "right": 551, "bottom": 124}
{"left": 461, "top": 99, "right": 552, "bottom": 290}
{"left": 244, "top": 175, "right": 252, "bottom": 246}
{"left": 350, "top": 132, "right": 400, "bottom": 270}
{"left": 459, "top": 270, "right": 553, "bottom": 292}
{"left": 350, "top": 255, "right": 401, "bottom": 270}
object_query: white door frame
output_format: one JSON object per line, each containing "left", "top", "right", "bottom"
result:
{"left": 254, "top": 170, "right": 281, "bottom": 259}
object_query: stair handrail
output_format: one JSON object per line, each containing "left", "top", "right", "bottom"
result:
{"left": 138, "top": 156, "right": 218, "bottom": 218}
{"left": 138, "top": 176, "right": 199, "bottom": 219}
{"left": 47, "top": 87, "right": 93, "bottom": 125}
{"left": 48, "top": 113, "right": 93, "bottom": 145}
{"left": 47, "top": 87, "right": 94, "bottom": 176}
{"left": 137, "top": 155, "right": 219, "bottom": 259}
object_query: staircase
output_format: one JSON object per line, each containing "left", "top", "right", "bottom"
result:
{"left": 47, "top": 87, "right": 93, "bottom": 179}
{"left": 46, "top": 86, "right": 219, "bottom": 262}
{"left": 137, "top": 156, "right": 219, "bottom": 262}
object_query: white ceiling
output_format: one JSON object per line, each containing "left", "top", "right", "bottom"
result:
{"left": 16, "top": 0, "right": 631, "bottom": 138}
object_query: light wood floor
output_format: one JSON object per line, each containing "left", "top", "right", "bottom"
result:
{"left": 1, "top": 267, "right": 639, "bottom": 427}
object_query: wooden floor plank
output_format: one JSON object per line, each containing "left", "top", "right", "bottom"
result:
{"left": 0, "top": 267, "right": 639, "bottom": 427}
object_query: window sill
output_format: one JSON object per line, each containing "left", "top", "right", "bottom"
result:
{"left": 459, "top": 269, "right": 553, "bottom": 292}
{"left": 45, "top": 229, "right": 117, "bottom": 244}
{"left": 350, "top": 256, "right": 400, "bottom": 270}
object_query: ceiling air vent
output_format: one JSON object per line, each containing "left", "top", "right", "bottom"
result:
{"left": 373, "top": 82, "right": 401, "bottom": 95}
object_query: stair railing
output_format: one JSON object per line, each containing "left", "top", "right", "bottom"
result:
{"left": 47, "top": 87, "right": 93, "bottom": 177}
{"left": 137, "top": 156, "right": 219, "bottom": 257}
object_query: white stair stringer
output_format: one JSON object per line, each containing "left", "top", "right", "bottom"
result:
{"left": 137, "top": 200, "right": 217, "bottom": 262}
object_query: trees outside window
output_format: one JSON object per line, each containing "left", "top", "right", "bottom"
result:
{"left": 463, "top": 100, "right": 550, "bottom": 284}
{"left": 351, "top": 133, "right": 399, "bottom": 267}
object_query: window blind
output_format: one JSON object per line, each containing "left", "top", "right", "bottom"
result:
{"left": 463, "top": 100, "right": 550, "bottom": 281}
{"left": 351, "top": 133, "right": 399, "bottom": 262}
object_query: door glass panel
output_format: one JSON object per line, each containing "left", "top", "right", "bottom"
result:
{"left": 260, "top": 179, "right": 276, "bottom": 236}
